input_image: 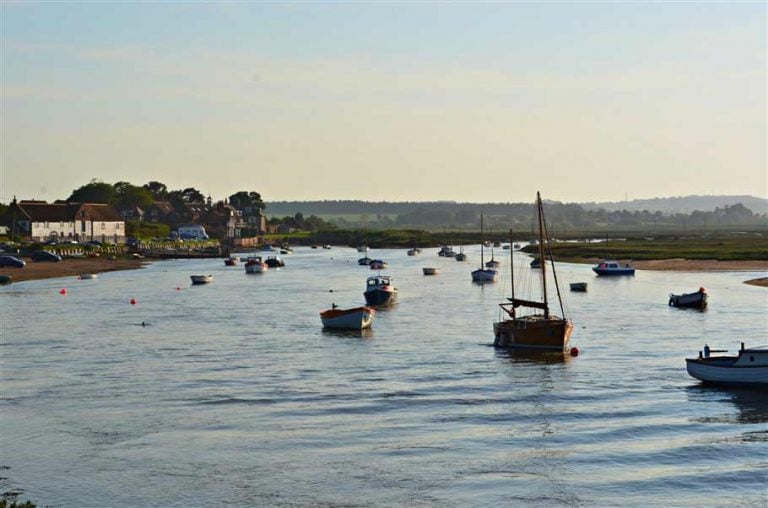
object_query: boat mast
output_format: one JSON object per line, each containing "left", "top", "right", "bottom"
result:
{"left": 509, "top": 228, "right": 516, "bottom": 319}
{"left": 536, "top": 192, "right": 549, "bottom": 318}
{"left": 480, "top": 212, "right": 485, "bottom": 268}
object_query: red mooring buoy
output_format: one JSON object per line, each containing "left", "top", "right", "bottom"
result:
{"left": 59, "top": 288, "right": 66, "bottom": 295}
{"left": 570, "top": 347, "right": 579, "bottom": 357}
{"left": 130, "top": 298, "right": 137, "bottom": 305}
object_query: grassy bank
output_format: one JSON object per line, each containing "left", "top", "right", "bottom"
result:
{"left": 524, "top": 235, "right": 768, "bottom": 262}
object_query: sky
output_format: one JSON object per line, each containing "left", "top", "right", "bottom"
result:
{"left": 1, "top": 1, "right": 766, "bottom": 205}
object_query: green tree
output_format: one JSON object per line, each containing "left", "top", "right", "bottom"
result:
{"left": 143, "top": 181, "right": 169, "bottom": 201}
{"left": 68, "top": 179, "right": 116, "bottom": 204}
{"left": 229, "top": 191, "right": 265, "bottom": 211}
{"left": 115, "top": 182, "right": 154, "bottom": 209}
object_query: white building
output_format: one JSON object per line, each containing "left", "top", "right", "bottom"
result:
{"left": 1, "top": 199, "right": 126, "bottom": 243}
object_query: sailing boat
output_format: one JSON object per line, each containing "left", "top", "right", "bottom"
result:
{"left": 471, "top": 212, "right": 498, "bottom": 282}
{"left": 493, "top": 192, "right": 573, "bottom": 350}
{"left": 485, "top": 226, "right": 500, "bottom": 269}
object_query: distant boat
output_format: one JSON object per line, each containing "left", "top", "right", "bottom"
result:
{"left": 260, "top": 244, "right": 276, "bottom": 252}
{"left": 0, "top": 275, "right": 12, "bottom": 285}
{"left": 669, "top": 287, "right": 707, "bottom": 309}
{"left": 322, "top": 244, "right": 332, "bottom": 250}
{"left": 529, "top": 257, "right": 541, "bottom": 268}
{"left": 686, "top": 343, "right": 768, "bottom": 387}
{"left": 369, "top": 259, "right": 387, "bottom": 270}
{"left": 407, "top": 247, "right": 421, "bottom": 256}
{"left": 494, "top": 192, "right": 573, "bottom": 351}
{"left": 358, "top": 256, "right": 373, "bottom": 266}
{"left": 279, "top": 246, "right": 293, "bottom": 254}
{"left": 320, "top": 305, "right": 375, "bottom": 330}
{"left": 79, "top": 273, "right": 98, "bottom": 280}
{"left": 570, "top": 282, "right": 587, "bottom": 292}
{"left": 224, "top": 256, "right": 239, "bottom": 266}
{"left": 437, "top": 245, "right": 456, "bottom": 257}
{"left": 357, "top": 245, "right": 369, "bottom": 253}
{"left": 265, "top": 256, "right": 285, "bottom": 268}
{"left": 593, "top": 260, "right": 635, "bottom": 276}
{"left": 190, "top": 274, "right": 213, "bottom": 284}
{"left": 364, "top": 275, "right": 397, "bottom": 307}
{"left": 455, "top": 247, "right": 467, "bottom": 262}
{"left": 245, "top": 256, "right": 268, "bottom": 273}
{"left": 422, "top": 267, "right": 439, "bottom": 276}
{"left": 472, "top": 212, "right": 498, "bottom": 283}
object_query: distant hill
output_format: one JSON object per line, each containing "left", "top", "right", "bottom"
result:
{"left": 266, "top": 195, "right": 768, "bottom": 217}
{"left": 580, "top": 195, "right": 768, "bottom": 215}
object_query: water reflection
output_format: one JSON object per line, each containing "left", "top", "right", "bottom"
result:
{"left": 494, "top": 348, "right": 573, "bottom": 365}
{"left": 321, "top": 327, "right": 374, "bottom": 339}
{"left": 686, "top": 385, "right": 768, "bottom": 424}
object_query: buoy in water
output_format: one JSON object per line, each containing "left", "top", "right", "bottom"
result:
{"left": 176, "top": 287, "right": 181, "bottom": 291}
{"left": 570, "top": 347, "right": 579, "bottom": 357}
{"left": 130, "top": 298, "right": 137, "bottom": 305}
{"left": 59, "top": 288, "right": 66, "bottom": 295}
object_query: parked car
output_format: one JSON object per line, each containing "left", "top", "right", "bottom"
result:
{"left": 0, "top": 255, "right": 26, "bottom": 268}
{"left": 30, "top": 250, "right": 62, "bottom": 262}
{"left": 85, "top": 240, "right": 102, "bottom": 247}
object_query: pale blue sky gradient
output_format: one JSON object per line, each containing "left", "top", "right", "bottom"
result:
{"left": 2, "top": 2, "right": 766, "bottom": 203}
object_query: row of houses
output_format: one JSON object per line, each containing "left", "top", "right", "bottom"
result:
{"left": 0, "top": 197, "right": 268, "bottom": 243}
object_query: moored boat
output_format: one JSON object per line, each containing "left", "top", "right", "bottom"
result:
{"left": 569, "top": 282, "right": 587, "bottom": 292}
{"left": 364, "top": 275, "right": 397, "bottom": 307}
{"left": 369, "top": 259, "right": 387, "bottom": 270}
{"left": 358, "top": 256, "right": 373, "bottom": 266}
{"left": 471, "top": 212, "right": 498, "bottom": 283}
{"left": 224, "top": 256, "right": 239, "bottom": 266}
{"left": 437, "top": 245, "right": 456, "bottom": 257}
{"left": 190, "top": 274, "right": 213, "bottom": 284}
{"left": 669, "top": 287, "right": 707, "bottom": 309}
{"left": 79, "top": 273, "right": 98, "bottom": 280}
{"left": 265, "top": 255, "right": 285, "bottom": 268}
{"left": 422, "top": 267, "right": 439, "bottom": 276}
{"left": 407, "top": 247, "right": 421, "bottom": 256}
{"left": 245, "top": 256, "right": 268, "bottom": 273}
{"left": 320, "top": 305, "right": 375, "bottom": 330}
{"left": 494, "top": 192, "right": 573, "bottom": 351}
{"left": 0, "top": 274, "right": 13, "bottom": 285}
{"left": 686, "top": 343, "right": 768, "bottom": 387}
{"left": 593, "top": 260, "right": 635, "bottom": 276}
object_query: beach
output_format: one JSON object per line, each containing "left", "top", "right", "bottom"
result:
{"left": 0, "top": 257, "right": 148, "bottom": 283}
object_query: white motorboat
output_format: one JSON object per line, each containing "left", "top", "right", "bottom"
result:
{"left": 245, "top": 257, "right": 268, "bottom": 273}
{"left": 686, "top": 343, "right": 768, "bottom": 387}
{"left": 190, "top": 274, "right": 213, "bottom": 284}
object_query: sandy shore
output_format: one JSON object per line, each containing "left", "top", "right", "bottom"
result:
{"left": 0, "top": 257, "right": 149, "bottom": 283}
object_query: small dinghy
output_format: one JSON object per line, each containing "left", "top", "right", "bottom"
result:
{"left": 320, "top": 305, "right": 375, "bottom": 330}
{"left": 669, "top": 287, "right": 707, "bottom": 309}
{"left": 570, "top": 282, "right": 587, "bottom": 292}
{"left": 686, "top": 343, "right": 768, "bottom": 387}
{"left": 190, "top": 274, "right": 213, "bottom": 284}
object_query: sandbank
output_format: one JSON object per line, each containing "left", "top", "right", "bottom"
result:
{"left": 0, "top": 257, "right": 149, "bottom": 283}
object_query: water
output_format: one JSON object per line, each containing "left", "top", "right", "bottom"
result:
{"left": 1, "top": 247, "right": 766, "bottom": 506}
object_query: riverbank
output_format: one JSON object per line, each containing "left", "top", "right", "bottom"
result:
{"left": 0, "top": 257, "right": 149, "bottom": 283}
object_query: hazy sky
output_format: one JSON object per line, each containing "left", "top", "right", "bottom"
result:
{"left": 2, "top": 2, "right": 766, "bottom": 204}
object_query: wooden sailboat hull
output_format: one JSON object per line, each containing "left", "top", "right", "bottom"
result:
{"left": 493, "top": 317, "right": 573, "bottom": 350}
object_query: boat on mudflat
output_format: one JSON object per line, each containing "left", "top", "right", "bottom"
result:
{"left": 494, "top": 192, "right": 573, "bottom": 351}
{"left": 669, "top": 287, "right": 707, "bottom": 309}
{"left": 190, "top": 274, "right": 213, "bottom": 284}
{"left": 320, "top": 305, "right": 375, "bottom": 330}
{"left": 686, "top": 343, "right": 768, "bottom": 387}
{"left": 593, "top": 260, "right": 635, "bottom": 276}
{"left": 364, "top": 275, "right": 397, "bottom": 307}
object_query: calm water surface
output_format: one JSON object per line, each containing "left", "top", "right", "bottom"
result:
{"left": 1, "top": 247, "right": 767, "bottom": 506}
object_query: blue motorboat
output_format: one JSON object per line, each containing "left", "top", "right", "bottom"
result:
{"left": 592, "top": 260, "right": 635, "bottom": 276}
